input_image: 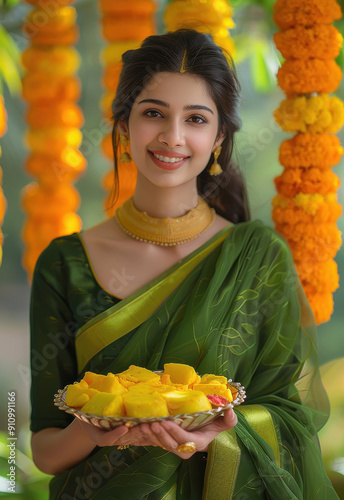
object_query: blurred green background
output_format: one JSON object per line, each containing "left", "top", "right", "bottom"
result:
{"left": 0, "top": 0, "right": 343, "bottom": 497}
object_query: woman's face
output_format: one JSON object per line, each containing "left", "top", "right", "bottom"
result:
{"left": 119, "top": 72, "right": 225, "bottom": 190}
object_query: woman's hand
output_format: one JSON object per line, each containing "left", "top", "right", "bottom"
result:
{"left": 116, "top": 408, "right": 237, "bottom": 459}
{"left": 76, "top": 408, "right": 237, "bottom": 459}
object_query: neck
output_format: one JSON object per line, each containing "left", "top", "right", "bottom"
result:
{"left": 133, "top": 173, "right": 200, "bottom": 218}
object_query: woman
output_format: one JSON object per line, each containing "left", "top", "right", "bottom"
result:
{"left": 30, "top": 29, "right": 338, "bottom": 499}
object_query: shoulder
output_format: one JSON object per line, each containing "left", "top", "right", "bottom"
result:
{"left": 33, "top": 232, "right": 83, "bottom": 280}
{"left": 228, "top": 219, "right": 293, "bottom": 260}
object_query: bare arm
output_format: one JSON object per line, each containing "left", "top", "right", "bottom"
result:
{"left": 31, "top": 418, "right": 129, "bottom": 475}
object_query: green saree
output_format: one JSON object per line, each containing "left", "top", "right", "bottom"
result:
{"left": 30, "top": 220, "right": 338, "bottom": 499}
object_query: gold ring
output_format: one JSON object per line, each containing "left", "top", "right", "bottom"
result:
{"left": 177, "top": 441, "right": 196, "bottom": 453}
{"left": 117, "top": 445, "right": 130, "bottom": 450}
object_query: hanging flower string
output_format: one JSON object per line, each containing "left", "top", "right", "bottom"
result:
{"left": 273, "top": 0, "right": 343, "bottom": 324}
{"left": 164, "top": 0, "right": 235, "bottom": 56}
{"left": 21, "top": 0, "right": 86, "bottom": 280}
{"left": 0, "top": 96, "right": 8, "bottom": 267}
{"left": 98, "top": 0, "right": 157, "bottom": 217}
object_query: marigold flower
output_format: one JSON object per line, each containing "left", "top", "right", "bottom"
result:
{"left": 101, "top": 17, "right": 155, "bottom": 42}
{"left": 25, "top": 150, "right": 86, "bottom": 186}
{"left": 274, "top": 25, "right": 342, "bottom": 61}
{"left": 27, "top": 26, "right": 79, "bottom": 46}
{"left": 101, "top": 41, "right": 139, "bottom": 65}
{"left": 0, "top": 96, "right": 7, "bottom": 137}
{"left": 26, "top": 102, "right": 84, "bottom": 128}
{"left": 22, "top": 211, "right": 82, "bottom": 278}
{"left": 296, "top": 258, "right": 339, "bottom": 295}
{"left": 99, "top": 0, "right": 156, "bottom": 16}
{"left": 275, "top": 95, "right": 344, "bottom": 134}
{"left": 21, "top": 182, "right": 80, "bottom": 217}
{"left": 272, "top": 193, "right": 342, "bottom": 225}
{"left": 275, "top": 223, "right": 341, "bottom": 261}
{"left": 102, "top": 63, "right": 122, "bottom": 91}
{"left": 277, "top": 59, "right": 342, "bottom": 95}
{"left": 25, "top": 127, "right": 83, "bottom": 155}
{"left": 275, "top": 168, "right": 340, "bottom": 197}
{"left": 273, "top": 0, "right": 342, "bottom": 30}
{"left": 0, "top": 184, "right": 7, "bottom": 224}
{"left": 164, "top": 0, "right": 234, "bottom": 30}
{"left": 279, "top": 133, "right": 343, "bottom": 169}
{"left": 24, "top": 0, "right": 73, "bottom": 4}
{"left": 307, "top": 293, "right": 334, "bottom": 325}
{"left": 22, "top": 46, "right": 80, "bottom": 75}
{"left": 22, "top": 73, "right": 81, "bottom": 104}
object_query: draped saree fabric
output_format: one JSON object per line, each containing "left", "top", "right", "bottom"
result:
{"left": 29, "top": 220, "right": 339, "bottom": 499}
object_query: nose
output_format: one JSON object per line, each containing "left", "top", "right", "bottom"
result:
{"left": 158, "top": 119, "right": 185, "bottom": 148}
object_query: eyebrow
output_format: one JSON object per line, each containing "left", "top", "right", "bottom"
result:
{"left": 137, "top": 99, "right": 214, "bottom": 115}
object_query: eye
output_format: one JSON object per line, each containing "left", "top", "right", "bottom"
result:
{"left": 187, "top": 115, "right": 207, "bottom": 124}
{"left": 144, "top": 109, "right": 163, "bottom": 118}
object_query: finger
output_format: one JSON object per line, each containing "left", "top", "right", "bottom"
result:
{"left": 96, "top": 425, "right": 129, "bottom": 447}
{"left": 148, "top": 421, "right": 180, "bottom": 450}
{"left": 215, "top": 408, "right": 237, "bottom": 431}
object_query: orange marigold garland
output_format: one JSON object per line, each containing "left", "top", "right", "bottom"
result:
{"left": 98, "top": 0, "right": 156, "bottom": 218}
{"left": 164, "top": 0, "right": 235, "bottom": 55}
{"left": 273, "top": 0, "right": 343, "bottom": 324}
{"left": 0, "top": 96, "right": 8, "bottom": 266}
{"left": 21, "top": 0, "right": 86, "bottom": 280}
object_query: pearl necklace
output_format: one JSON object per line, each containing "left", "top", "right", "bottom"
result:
{"left": 115, "top": 196, "right": 215, "bottom": 246}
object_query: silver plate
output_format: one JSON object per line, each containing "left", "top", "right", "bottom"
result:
{"left": 54, "top": 377, "right": 246, "bottom": 431}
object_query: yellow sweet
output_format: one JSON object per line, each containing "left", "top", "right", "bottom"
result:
{"left": 162, "top": 390, "right": 212, "bottom": 415}
{"left": 65, "top": 364, "right": 233, "bottom": 417}
{"left": 117, "top": 365, "right": 161, "bottom": 384}
{"left": 193, "top": 383, "right": 233, "bottom": 402}
{"left": 127, "top": 383, "right": 173, "bottom": 395}
{"left": 81, "top": 393, "right": 125, "bottom": 417}
{"left": 86, "top": 372, "right": 127, "bottom": 395}
{"left": 122, "top": 392, "right": 169, "bottom": 418}
{"left": 200, "top": 374, "right": 228, "bottom": 385}
{"left": 65, "top": 383, "right": 99, "bottom": 408}
{"left": 163, "top": 363, "right": 199, "bottom": 386}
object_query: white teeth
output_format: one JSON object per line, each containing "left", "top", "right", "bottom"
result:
{"left": 153, "top": 153, "right": 185, "bottom": 163}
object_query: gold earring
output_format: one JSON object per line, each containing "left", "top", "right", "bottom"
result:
{"left": 209, "top": 146, "right": 223, "bottom": 176}
{"left": 119, "top": 134, "right": 132, "bottom": 163}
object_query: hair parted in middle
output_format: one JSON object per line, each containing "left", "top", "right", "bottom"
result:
{"left": 111, "top": 28, "right": 250, "bottom": 223}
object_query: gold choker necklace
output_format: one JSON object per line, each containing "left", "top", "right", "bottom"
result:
{"left": 115, "top": 196, "right": 215, "bottom": 246}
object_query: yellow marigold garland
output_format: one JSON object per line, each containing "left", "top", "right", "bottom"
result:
{"left": 0, "top": 96, "right": 8, "bottom": 266}
{"left": 21, "top": 0, "right": 86, "bottom": 280}
{"left": 98, "top": 0, "right": 156, "bottom": 218}
{"left": 275, "top": 95, "right": 344, "bottom": 134}
{"left": 164, "top": 0, "right": 235, "bottom": 56}
{"left": 273, "top": 0, "right": 343, "bottom": 324}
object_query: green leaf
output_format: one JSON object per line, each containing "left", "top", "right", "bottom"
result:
{"left": 250, "top": 39, "right": 277, "bottom": 93}
{"left": 0, "top": 48, "right": 21, "bottom": 95}
{"left": 0, "top": 25, "right": 21, "bottom": 62}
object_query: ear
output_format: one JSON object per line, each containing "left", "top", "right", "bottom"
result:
{"left": 118, "top": 120, "right": 129, "bottom": 137}
{"left": 213, "top": 127, "right": 226, "bottom": 150}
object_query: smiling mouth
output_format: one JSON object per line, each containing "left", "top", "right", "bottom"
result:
{"left": 150, "top": 152, "right": 189, "bottom": 164}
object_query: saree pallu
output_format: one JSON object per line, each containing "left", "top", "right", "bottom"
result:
{"left": 30, "top": 221, "right": 338, "bottom": 499}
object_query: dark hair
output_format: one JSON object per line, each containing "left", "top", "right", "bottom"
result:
{"left": 111, "top": 29, "right": 250, "bottom": 223}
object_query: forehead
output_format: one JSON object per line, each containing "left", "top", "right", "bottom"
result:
{"left": 135, "top": 72, "right": 215, "bottom": 107}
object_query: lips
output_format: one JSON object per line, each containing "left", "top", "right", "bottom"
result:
{"left": 148, "top": 150, "right": 189, "bottom": 170}
{"left": 149, "top": 150, "right": 189, "bottom": 159}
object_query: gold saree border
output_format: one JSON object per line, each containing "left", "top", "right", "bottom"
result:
{"left": 203, "top": 429, "right": 241, "bottom": 500}
{"left": 75, "top": 225, "right": 233, "bottom": 373}
{"left": 236, "top": 405, "right": 281, "bottom": 467}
